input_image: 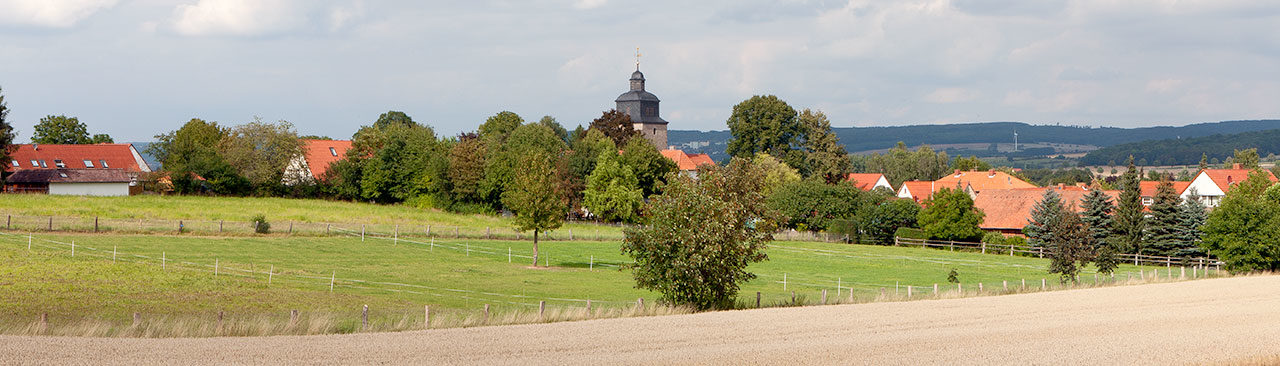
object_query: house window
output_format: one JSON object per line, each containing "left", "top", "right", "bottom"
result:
{"left": 58, "top": 172, "right": 68, "bottom": 178}
{"left": 84, "top": 160, "right": 95, "bottom": 168}
{"left": 329, "top": 147, "right": 338, "bottom": 156}
{"left": 100, "top": 160, "right": 109, "bottom": 168}
{"left": 30, "top": 160, "right": 39, "bottom": 167}
{"left": 10, "top": 160, "right": 17, "bottom": 168}
{"left": 54, "top": 159, "right": 65, "bottom": 168}
{"left": 39, "top": 160, "right": 47, "bottom": 168}
{"left": 1142, "top": 198, "right": 1153, "bottom": 205}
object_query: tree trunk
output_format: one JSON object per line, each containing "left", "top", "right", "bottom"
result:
{"left": 532, "top": 230, "right": 539, "bottom": 267}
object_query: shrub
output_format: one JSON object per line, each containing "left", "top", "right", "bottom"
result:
{"left": 252, "top": 214, "right": 271, "bottom": 234}
{"left": 894, "top": 227, "right": 927, "bottom": 240}
{"left": 982, "top": 231, "right": 1007, "bottom": 245}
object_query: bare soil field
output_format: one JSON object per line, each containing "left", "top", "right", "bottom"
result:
{"left": 5, "top": 275, "right": 1280, "bottom": 365}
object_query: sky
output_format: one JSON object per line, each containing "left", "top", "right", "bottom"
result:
{"left": 0, "top": 0, "right": 1278, "bottom": 142}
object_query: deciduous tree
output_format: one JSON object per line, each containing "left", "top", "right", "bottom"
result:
{"left": 798, "top": 109, "right": 851, "bottom": 183}
{"left": 588, "top": 109, "right": 638, "bottom": 147}
{"left": 917, "top": 187, "right": 985, "bottom": 242}
{"left": 725, "top": 95, "right": 802, "bottom": 168}
{"left": 220, "top": 117, "right": 304, "bottom": 189}
{"left": 621, "top": 157, "right": 782, "bottom": 310}
{"left": 0, "top": 86, "right": 14, "bottom": 181}
{"left": 583, "top": 150, "right": 643, "bottom": 223}
{"left": 1048, "top": 208, "right": 1094, "bottom": 283}
{"left": 31, "top": 115, "right": 99, "bottom": 144}
{"left": 501, "top": 151, "right": 567, "bottom": 266}
{"left": 619, "top": 136, "right": 677, "bottom": 197}
{"left": 1201, "top": 171, "right": 1280, "bottom": 273}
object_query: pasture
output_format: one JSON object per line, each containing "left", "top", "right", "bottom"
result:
{"left": 0, "top": 225, "right": 1187, "bottom": 336}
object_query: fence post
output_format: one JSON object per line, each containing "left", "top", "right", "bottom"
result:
{"left": 982, "top": 242, "right": 986, "bottom": 254}
{"left": 1041, "top": 278, "right": 1046, "bottom": 290}
{"left": 756, "top": 292, "right": 761, "bottom": 308}
{"left": 586, "top": 300, "right": 592, "bottom": 315}
{"left": 217, "top": 310, "right": 224, "bottom": 334}
{"left": 220, "top": 220, "right": 224, "bottom": 233}
{"left": 28, "top": 234, "right": 31, "bottom": 250}
{"left": 1180, "top": 266, "right": 1185, "bottom": 279}
{"left": 934, "top": 283, "right": 938, "bottom": 295}
{"left": 783, "top": 273, "right": 787, "bottom": 291}
{"left": 508, "top": 247, "right": 511, "bottom": 263}
{"left": 214, "top": 258, "right": 218, "bottom": 276}
{"left": 112, "top": 246, "right": 116, "bottom": 262}
{"left": 590, "top": 256, "right": 594, "bottom": 271}
{"left": 793, "top": 291, "right": 798, "bottom": 305}
{"left": 362, "top": 305, "right": 368, "bottom": 330}
{"left": 133, "top": 312, "right": 141, "bottom": 327}
{"left": 268, "top": 264, "right": 274, "bottom": 284}
{"left": 424, "top": 305, "right": 430, "bottom": 329}
{"left": 393, "top": 225, "right": 399, "bottom": 245}
{"left": 48, "top": 216, "right": 52, "bottom": 231}
{"left": 326, "top": 224, "right": 330, "bottom": 235}
{"left": 455, "top": 226, "right": 459, "bottom": 238}
{"left": 1003, "top": 280, "right": 1007, "bottom": 291}
{"left": 94, "top": 216, "right": 99, "bottom": 233}
{"left": 290, "top": 310, "right": 299, "bottom": 327}
{"left": 957, "top": 283, "right": 962, "bottom": 294}
{"left": 330, "top": 271, "right": 335, "bottom": 292}
{"left": 949, "top": 241, "right": 954, "bottom": 251}
{"left": 1021, "top": 279, "right": 1025, "bottom": 289}
{"left": 289, "top": 222, "right": 293, "bottom": 235}
{"left": 39, "top": 313, "right": 47, "bottom": 334}
{"left": 486, "top": 227, "right": 491, "bottom": 239}
{"left": 568, "top": 229, "right": 573, "bottom": 241}
{"left": 539, "top": 301, "right": 546, "bottom": 320}
{"left": 162, "top": 252, "right": 166, "bottom": 270}
{"left": 822, "top": 289, "right": 827, "bottom": 304}
{"left": 907, "top": 286, "right": 912, "bottom": 298}
{"left": 361, "top": 225, "right": 366, "bottom": 242}
{"left": 837, "top": 278, "right": 841, "bottom": 298}
{"left": 71, "top": 240, "right": 74, "bottom": 257}
{"left": 1038, "top": 247, "right": 1044, "bottom": 258}
{"left": 978, "top": 282, "right": 983, "bottom": 292}
{"left": 5, "top": 214, "right": 8, "bottom": 230}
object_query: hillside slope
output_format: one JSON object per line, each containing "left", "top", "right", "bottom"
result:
{"left": 1080, "top": 128, "right": 1280, "bottom": 166}
{"left": 670, "top": 120, "right": 1280, "bottom": 161}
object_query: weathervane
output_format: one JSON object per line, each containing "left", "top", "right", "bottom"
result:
{"left": 635, "top": 47, "right": 642, "bottom": 70}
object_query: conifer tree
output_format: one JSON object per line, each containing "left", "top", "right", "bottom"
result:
{"left": 1176, "top": 193, "right": 1208, "bottom": 257}
{"left": 1024, "top": 189, "right": 1065, "bottom": 249}
{"left": 1080, "top": 189, "right": 1118, "bottom": 274}
{"left": 1048, "top": 207, "right": 1094, "bottom": 284}
{"left": 1198, "top": 153, "right": 1208, "bottom": 172}
{"left": 1113, "top": 157, "right": 1146, "bottom": 254}
{"left": 1145, "top": 181, "right": 1182, "bottom": 256}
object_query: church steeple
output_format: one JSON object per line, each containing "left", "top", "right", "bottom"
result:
{"left": 630, "top": 70, "right": 645, "bottom": 91}
{"left": 615, "top": 51, "right": 668, "bottom": 150}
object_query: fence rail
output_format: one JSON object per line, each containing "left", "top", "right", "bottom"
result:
{"left": 893, "top": 237, "right": 1224, "bottom": 269}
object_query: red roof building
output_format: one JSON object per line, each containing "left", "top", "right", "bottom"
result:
{"left": 845, "top": 173, "right": 893, "bottom": 192}
{"left": 284, "top": 139, "right": 353, "bottom": 184}
{"left": 973, "top": 187, "right": 1120, "bottom": 234}
{"left": 659, "top": 149, "right": 715, "bottom": 174}
{"left": 6, "top": 144, "right": 152, "bottom": 173}
{"left": 1186, "top": 164, "right": 1279, "bottom": 208}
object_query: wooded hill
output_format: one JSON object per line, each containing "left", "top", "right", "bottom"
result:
{"left": 1080, "top": 128, "right": 1280, "bottom": 166}
{"left": 670, "top": 120, "right": 1280, "bottom": 161}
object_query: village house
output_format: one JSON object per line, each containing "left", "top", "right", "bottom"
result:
{"left": 4, "top": 143, "right": 152, "bottom": 195}
{"left": 972, "top": 185, "right": 1117, "bottom": 235}
{"left": 845, "top": 173, "right": 893, "bottom": 192}
{"left": 896, "top": 170, "right": 1036, "bottom": 202}
{"left": 283, "top": 139, "right": 353, "bottom": 185}
{"left": 659, "top": 149, "right": 715, "bottom": 178}
{"left": 1139, "top": 181, "right": 1192, "bottom": 207}
{"left": 1184, "top": 164, "right": 1278, "bottom": 208}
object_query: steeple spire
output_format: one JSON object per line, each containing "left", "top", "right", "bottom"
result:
{"left": 635, "top": 47, "right": 642, "bottom": 71}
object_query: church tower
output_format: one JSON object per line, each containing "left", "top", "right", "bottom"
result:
{"left": 615, "top": 62, "right": 668, "bottom": 150}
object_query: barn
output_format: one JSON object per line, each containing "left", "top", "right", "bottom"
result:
{"left": 4, "top": 169, "right": 133, "bottom": 196}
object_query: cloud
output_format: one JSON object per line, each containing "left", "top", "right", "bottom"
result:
{"left": 924, "top": 88, "right": 979, "bottom": 103}
{"left": 573, "top": 0, "right": 607, "bottom": 10}
{"left": 0, "top": 0, "right": 117, "bottom": 28}
{"left": 168, "top": 0, "right": 362, "bottom": 36}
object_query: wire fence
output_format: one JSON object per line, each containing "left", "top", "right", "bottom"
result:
{"left": 0, "top": 213, "right": 629, "bottom": 241}
{"left": 0, "top": 213, "right": 847, "bottom": 244}
{"left": 893, "top": 237, "right": 1226, "bottom": 269}
{"left": 0, "top": 231, "right": 629, "bottom": 309}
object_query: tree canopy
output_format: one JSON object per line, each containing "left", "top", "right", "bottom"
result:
{"left": 1200, "top": 171, "right": 1280, "bottom": 273}
{"left": 31, "top": 115, "right": 110, "bottom": 144}
{"left": 588, "top": 109, "right": 638, "bottom": 147}
{"left": 725, "top": 95, "right": 801, "bottom": 167}
{"left": 917, "top": 187, "right": 985, "bottom": 242}
{"left": 501, "top": 151, "right": 566, "bottom": 266}
{"left": 621, "top": 158, "right": 782, "bottom": 310}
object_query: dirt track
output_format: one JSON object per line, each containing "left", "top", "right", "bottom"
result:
{"left": 6, "top": 275, "right": 1280, "bottom": 365}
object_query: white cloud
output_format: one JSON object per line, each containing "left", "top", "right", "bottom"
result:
{"left": 169, "top": 0, "right": 310, "bottom": 36}
{"left": 573, "top": 0, "right": 607, "bottom": 10}
{"left": 0, "top": 0, "right": 117, "bottom": 28}
{"left": 924, "top": 87, "right": 979, "bottom": 103}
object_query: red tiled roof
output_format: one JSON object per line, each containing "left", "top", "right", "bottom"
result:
{"left": 899, "top": 181, "right": 934, "bottom": 201}
{"left": 973, "top": 188, "right": 1119, "bottom": 230}
{"left": 1201, "top": 168, "right": 1277, "bottom": 193}
{"left": 7, "top": 168, "right": 132, "bottom": 183}
{"left": 300, "top": 140, "right": 352, "bottom": 180}
{"left": 1139, "top": 181, "right": 1191, "bottom": 198}
{"left": 6, "top": 144, "right": 150, "bottom": 173}
{"left": 845, "top": 173, "right": 887, "bottom": 191}
{"left": 934, "top": 170, "right": 1037, "bottom": 192}
{"left": 660, "top": 149, "right": 716, "bottom": 171}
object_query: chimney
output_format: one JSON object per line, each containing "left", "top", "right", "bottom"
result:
{"left": 1233, "top": 163, "right": 1241, "bottom": 169}
{"left": 32, "top": 144, "right": 38, "bottom": 151}
{"left": 988, "top": 169, "right": 996, "bottom": 178}
{"left": 1058, "top": 183, "right": 1065, "bottom": 190}
{"left": 954, "top": 169, "right": 961, "bottom": 177}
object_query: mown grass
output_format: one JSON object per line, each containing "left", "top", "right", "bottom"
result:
{"left": 0, "top": 194, "right": 625, "bottom": 238}
{"left": 0, "top": 229, "right": 1210, "bottom": 337}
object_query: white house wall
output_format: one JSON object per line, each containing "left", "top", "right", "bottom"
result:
{"left": 49, "top": 182, "right": 130, "bottom": 196}
{"left": 1185, "top": 172, "right": 1226, "bottom": 207}
{"left": 873, "top": 176, "right": 893, "bottom": 191}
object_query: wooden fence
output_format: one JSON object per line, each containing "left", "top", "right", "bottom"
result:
{"left": 893, "top": 237, "right": 1223, "bottom": 269}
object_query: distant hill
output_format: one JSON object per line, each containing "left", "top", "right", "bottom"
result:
{"left": 1080, "top": 129, "right": 1280, "bottom": 166}
{"left": 668, "top": 120, "right": 1280, "bottom": 162}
